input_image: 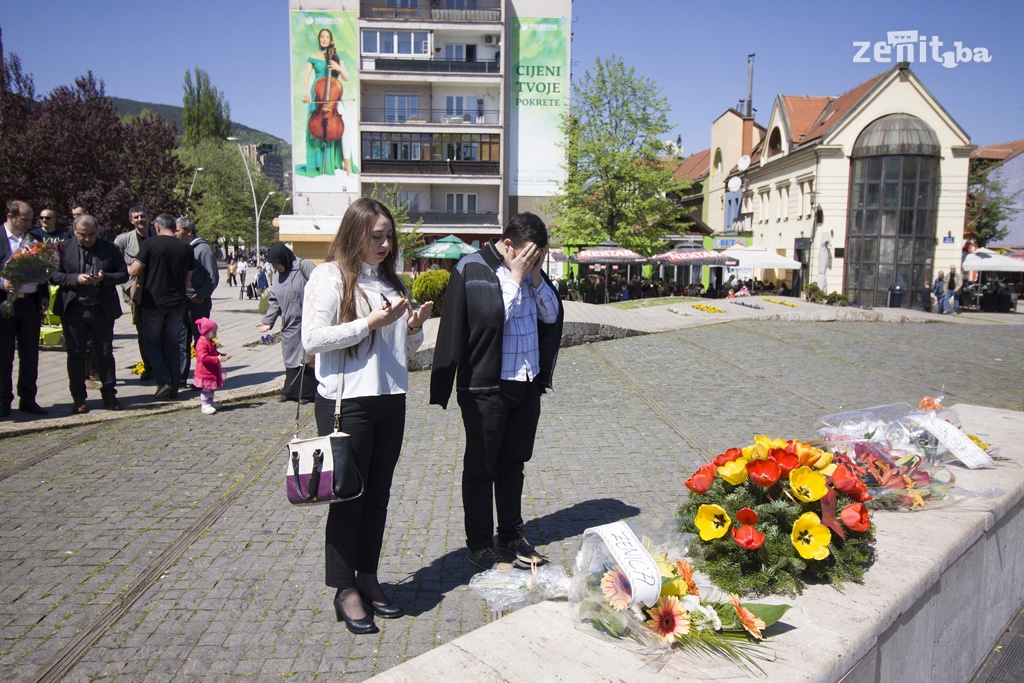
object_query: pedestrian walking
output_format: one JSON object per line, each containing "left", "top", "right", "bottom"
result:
{"left": 946, "top": 265, "right": 961, "bottom": 315}
{"left": 933, "top": 270, "right": 946, "bottom": 314}
{"left": 226, "top": 259, "right": 237, "bottom": 287}
{"left": 429, "top": 211, "right": 564, "bottom": 572}
{"left": 192, "top": 317, "right": 229, "bottom": 415}
{"left": 237, "top": 258, "right": 248, "bottom": 300}
{"left": 176, "top": 216, "right": 219, "bottom": 390}
{"left": 300, "top": 198, "right": 432, "bottom": 634}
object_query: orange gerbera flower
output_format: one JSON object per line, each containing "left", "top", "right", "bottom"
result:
{"left": 645, "top": 595, "right": 690, "bottom": 642}
{"left": 600, "top": 566, "right": 632, "bottom": 611}
{"left": 730, "top": 594, "right": 766, "bottom": 639}
{"left": 675, "top": 559, "right": 700, "bottom": 597}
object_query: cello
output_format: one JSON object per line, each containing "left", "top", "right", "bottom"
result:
{"left": 308, "top": 46, "right": 345, "bottom": 142}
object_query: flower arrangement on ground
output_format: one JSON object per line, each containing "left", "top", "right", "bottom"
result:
{"left": 0, "top": 239, "right": 60, "bottom": 316}
{"left": 570, "top": 521, "right": 789, "bottom": 671}
{"left": 677, "top": 437, "right": 876, "bottom": 595}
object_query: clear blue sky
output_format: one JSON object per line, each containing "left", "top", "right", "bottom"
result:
{"left": 3, "top": 0, "right": 1021, "bottom": 152}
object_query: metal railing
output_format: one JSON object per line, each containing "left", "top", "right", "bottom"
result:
{"left": 409, "top": 211, "right": 498, "bottom": 225}
{"left": 361, "top": 107, "right": 500, "bottom": 125}
{"left": 360, "top": 0, "right": 501, "bottom": 22}
{"left": 360, "top": 159, "right": 499, "bottom": 176}
{"left": 371, "top": 57, "right": 501, "bottom": 74}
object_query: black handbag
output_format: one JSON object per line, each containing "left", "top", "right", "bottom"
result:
{"left": 285, "top": 362, "right": 363, "bottom": 505}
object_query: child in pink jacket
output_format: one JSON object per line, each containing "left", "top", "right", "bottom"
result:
{"left": 193, "top": 317, "right": 230, "bottom": 415}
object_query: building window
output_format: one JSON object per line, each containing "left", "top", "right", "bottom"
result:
{"left": 397, "top": 191, "right": 418, "bottom": 212}
{"left": 385, "top": 94, "right": 419, "bottom": 123}
{"left": 713, "top": 149, "right": 723, "bottom": 176}
{"left": 362, "top": 30, "right": 429, "bottom": 56}
{"left": 360, "top": 132, "right": 499, "bottom": 162}
{"left": 446, "top": 193, "right": 478, "bottom": 213}
{"left": 767, "top": 128, "right": 783, "bottom": 158}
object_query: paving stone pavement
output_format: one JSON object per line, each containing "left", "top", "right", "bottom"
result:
{"left": 1, "top": 288, "right": 1022, "bottom": 681}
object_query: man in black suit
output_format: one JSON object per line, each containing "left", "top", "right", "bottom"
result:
{"left": 51, "top": 214, "right": 129, "bottom": 413}
{"left": 0, "top": 199, "right": 48, "bottom": 417}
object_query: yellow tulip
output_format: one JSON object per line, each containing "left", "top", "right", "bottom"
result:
{"left": 744, "top": 435, "right": 786, "bottom": 460}
{"left": 791, "top": 511, "right": 832, "bottom": 560}
{"left": 718, "top": 459, "right": 749, "bottom": 485}
{"left": 789, "top": 466, "right": 828, "bottom": 503}
{"left": 695, "top": 504, "right": 732, "bottom": 541}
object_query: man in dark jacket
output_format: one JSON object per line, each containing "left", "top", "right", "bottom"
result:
{"left": 51, "top": 214, "right": 129, "bottom": 413}
{"left": 128, "top": 214, "right": 195, "bottom": 400}
{"left": 430, "top": 212, "right": 564, "bottom": 571}
{"left": 175, "top": 216, "right": 219, "bottom": 389}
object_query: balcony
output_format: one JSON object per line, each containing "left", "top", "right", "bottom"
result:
{"left": 361, "top": 159, "right": 499, "bottom": 176}
{"left": 362, "top": 108, "right": 500, "bottom": 125}
{"left": 369, "top": 57, "right": 501, "bottom": 74}
{"left": 361, "top": 0, "right": 501, "bottom": 22}
{"left": 409, "top": 211, "right": 498, "bottom": 225}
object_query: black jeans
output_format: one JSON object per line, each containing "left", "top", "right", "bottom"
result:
{"left": 0, "top": 292, "right": 41, "bottom": 407}
{"left": 315, "top": 392, "right": 406, "bottom": 589}
{"left": 139, "top": 306, "right": 184, "bottom": 390}
{"left": 62, "top": 302, "right": 117, "bottom": 402}
{"left": 457, "top": 380, "right": 541, "bottom": 551}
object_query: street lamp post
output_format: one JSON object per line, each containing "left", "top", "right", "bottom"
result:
{"left": 257, "top": 191, "right": 276, "bottom": 254}
{"left": 226, "top": 136, "right": 261, "bottom": 258}
{"left": 185, "top": 167, "right": 204, "bottom": 214}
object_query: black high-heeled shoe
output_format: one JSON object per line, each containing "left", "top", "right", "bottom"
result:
{"left": 358, "top": 589, "right": 404, "bottom": 619}
{"left": 334, "top": 593, "right": 379, "bottom": 634}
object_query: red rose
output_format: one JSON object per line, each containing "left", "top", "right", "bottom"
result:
{"left": 840, "top": 503, "right": 870, "bottom": 532}
{"left": 746, "top": 458, "right": 781, "bottom": 487}
{"left": 731, "top": 524, "right": 766, "bottom": 550}
{"left": 685, "top": 463, "right": 717, "bottom": 494}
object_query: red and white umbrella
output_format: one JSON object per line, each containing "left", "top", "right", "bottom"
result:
{"left": 650, "top": 249, "right": 737, "bottom": 266}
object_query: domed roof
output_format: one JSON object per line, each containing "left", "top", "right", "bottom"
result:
{"left": 852, "top": 114, "right": 940, "bottom": 157}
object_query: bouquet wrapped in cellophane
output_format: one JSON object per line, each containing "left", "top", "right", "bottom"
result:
{"left": 1, "top": 239, "right": 60, "bottom": 316}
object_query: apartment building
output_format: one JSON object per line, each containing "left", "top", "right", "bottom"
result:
{"left": 281, "top": 0, "right": 571, "bottom": 262}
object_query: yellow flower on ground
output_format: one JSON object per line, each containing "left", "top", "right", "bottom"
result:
{"left": 600, "top": 566, "right": 632, "bottom": 611}
{"left": 718, "top": 458, "right": 748, "bottom": 485}
{"left": 644, "top": 595, "right": 690, "bottom": 642}
{"left": 789, "top": 466, "right": 828, "bottom": 503}
{"left": 730, "top": 594, "right": 766, "bottom": 639}
{"left": 791, "top": 511, "right": 832, "bottom": 560}
{"left": 695, "top": 504, "right": 732, "bottom": 540}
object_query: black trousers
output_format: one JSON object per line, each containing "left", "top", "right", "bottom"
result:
{"left": 315, "top": 392, "right": 406, "bottom": 589}
{"left": 62, "top": 302, "right": 117, "bottom": 402}
{"left": 457, "top": 380, "right": 541, "bottom": 551}
{"left": 0, "top": 292, "right": 41, "bottom": 407}
{"left": 282, "top": 365, "right": 317, "bottom": 401}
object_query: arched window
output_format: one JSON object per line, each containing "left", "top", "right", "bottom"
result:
{"left": 766, "top": 128, "right": 783, "bottom": 158}
{"left": 713, "top": 149, "right": 723, "bottom": 175}
{"left": 844, "top": 114, "right": 940, "bottom": 308}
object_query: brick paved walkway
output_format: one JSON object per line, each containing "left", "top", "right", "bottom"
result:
{"left": 1, "top": 288, "right": 1021, "bottom": 681}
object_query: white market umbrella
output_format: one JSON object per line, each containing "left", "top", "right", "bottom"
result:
{"left": 962, "top": 247, "right": 1024, "bottom": 273}
{"left": 722, "top": 244, "right": 802, "bottom": 270}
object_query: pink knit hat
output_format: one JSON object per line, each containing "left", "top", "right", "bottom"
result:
{"left": 195, "top": 317, "right": 218, "bottom": 336}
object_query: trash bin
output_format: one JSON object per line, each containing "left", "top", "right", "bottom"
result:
{"left": 887, "top": 284, "right": 904, "bottom": 308}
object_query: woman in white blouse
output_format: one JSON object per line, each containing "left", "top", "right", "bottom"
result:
{"left": 301, "top": 198, "right": 433, "bottom": 634}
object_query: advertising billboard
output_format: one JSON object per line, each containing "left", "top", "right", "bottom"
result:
{"left": 289, "top": 10, "right": 360, "bottom": 195}
{"left": 509, "top": 17, "right": 570, "bottom": 196}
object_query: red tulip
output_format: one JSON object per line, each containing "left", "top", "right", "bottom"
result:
{"left": 840, "top": 503, "right": 870, "bottom": 532}
{"left": 746, "top": 458, "right": 781, "bottom": 487}
{"left": 832, "top": 465, "right": 872, "bottom": 502}
{"left": 736, "top": 507, "right": 759, "bottom": 525}
{"left": 731, "top": 524, "right": 766, "bottom": 550}
{"left": 685, "top": 463, "right": 717, "bottom": 494}
{"left": 713, "top": 448, "right": 744, "bottom": 467}
{"left": 769, "top": 448, "right": 799, "bottom": 477}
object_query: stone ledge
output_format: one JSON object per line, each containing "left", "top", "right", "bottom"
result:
{"left": 370, "top": 404, "right": 1024, "bottom": 682}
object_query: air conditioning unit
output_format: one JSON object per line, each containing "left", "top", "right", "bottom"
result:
{"left": 484, "top": 34, "right": 498, "bottom": 45}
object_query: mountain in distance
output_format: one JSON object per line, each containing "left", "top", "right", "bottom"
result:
{"left": 109, "top": 96, "right": 292, "bottom": 159}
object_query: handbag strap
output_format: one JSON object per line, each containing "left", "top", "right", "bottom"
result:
{"left": 293, "top": 352, "right": 345, "bottom": 437}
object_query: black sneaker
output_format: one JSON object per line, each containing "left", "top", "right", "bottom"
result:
{"left": 501, "top": 538, "right": 548, "bottom": 569}
{"left": 468, "top": 547, "right": 514, "bottom": 571}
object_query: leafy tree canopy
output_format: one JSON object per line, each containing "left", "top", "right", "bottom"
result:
{"left": 182, "top": 67, "right": 232, "bottom": 147}
{"left": 368, "top": 183, "right": 423, "bottom": 257}
{"left": 548, "top": 55, "right": 689, "bottom": 255}
{"left": 966, "top": 158, "right": 1020, "bottom": 247}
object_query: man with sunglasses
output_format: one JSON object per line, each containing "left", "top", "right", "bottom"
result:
{"left": 31, "top": 208, "right": 68, "bottom": 242}
{"left": 51, "top": 214, "right": 128, "bottom": 413}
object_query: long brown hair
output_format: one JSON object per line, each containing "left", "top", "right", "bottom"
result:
{"left": 327, "top": 197, "right": 407, "bottom": 324}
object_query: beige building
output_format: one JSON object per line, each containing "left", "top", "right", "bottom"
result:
{"left": 733, "top": 63, "right": 973, "bottom": 306}
{"left": 281, "top": 0, "right": 572, "bottom": 263}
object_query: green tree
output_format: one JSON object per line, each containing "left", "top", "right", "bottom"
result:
{"left": 548, "top": 56, "right": 688, "bottom": 254}
{"left": 181, "top": 67, "right": 231, "bottom": 146}
{"left": 965, "top": 158, "right": 1020, "bottom": 247}
{"left": 368, "top": 183, "right": 423, "bottom": 258}
{"left": 176, "top": 139, "right": 278, "bottom": 256}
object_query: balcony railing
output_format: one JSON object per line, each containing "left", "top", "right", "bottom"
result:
{"left": 370, "top": 57, "right": 501, "bottom": 74}
{"left": 361, "top": 159, "right": 499, "bottom": 176}
{"left": 360, "top": 0, "right": 501, "bottom": 22}
{"left": 409, "top": 211, "right": 498, "bottom": 225}
{"left": 361, "top": 108, "right": 500, "bottom": 125}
